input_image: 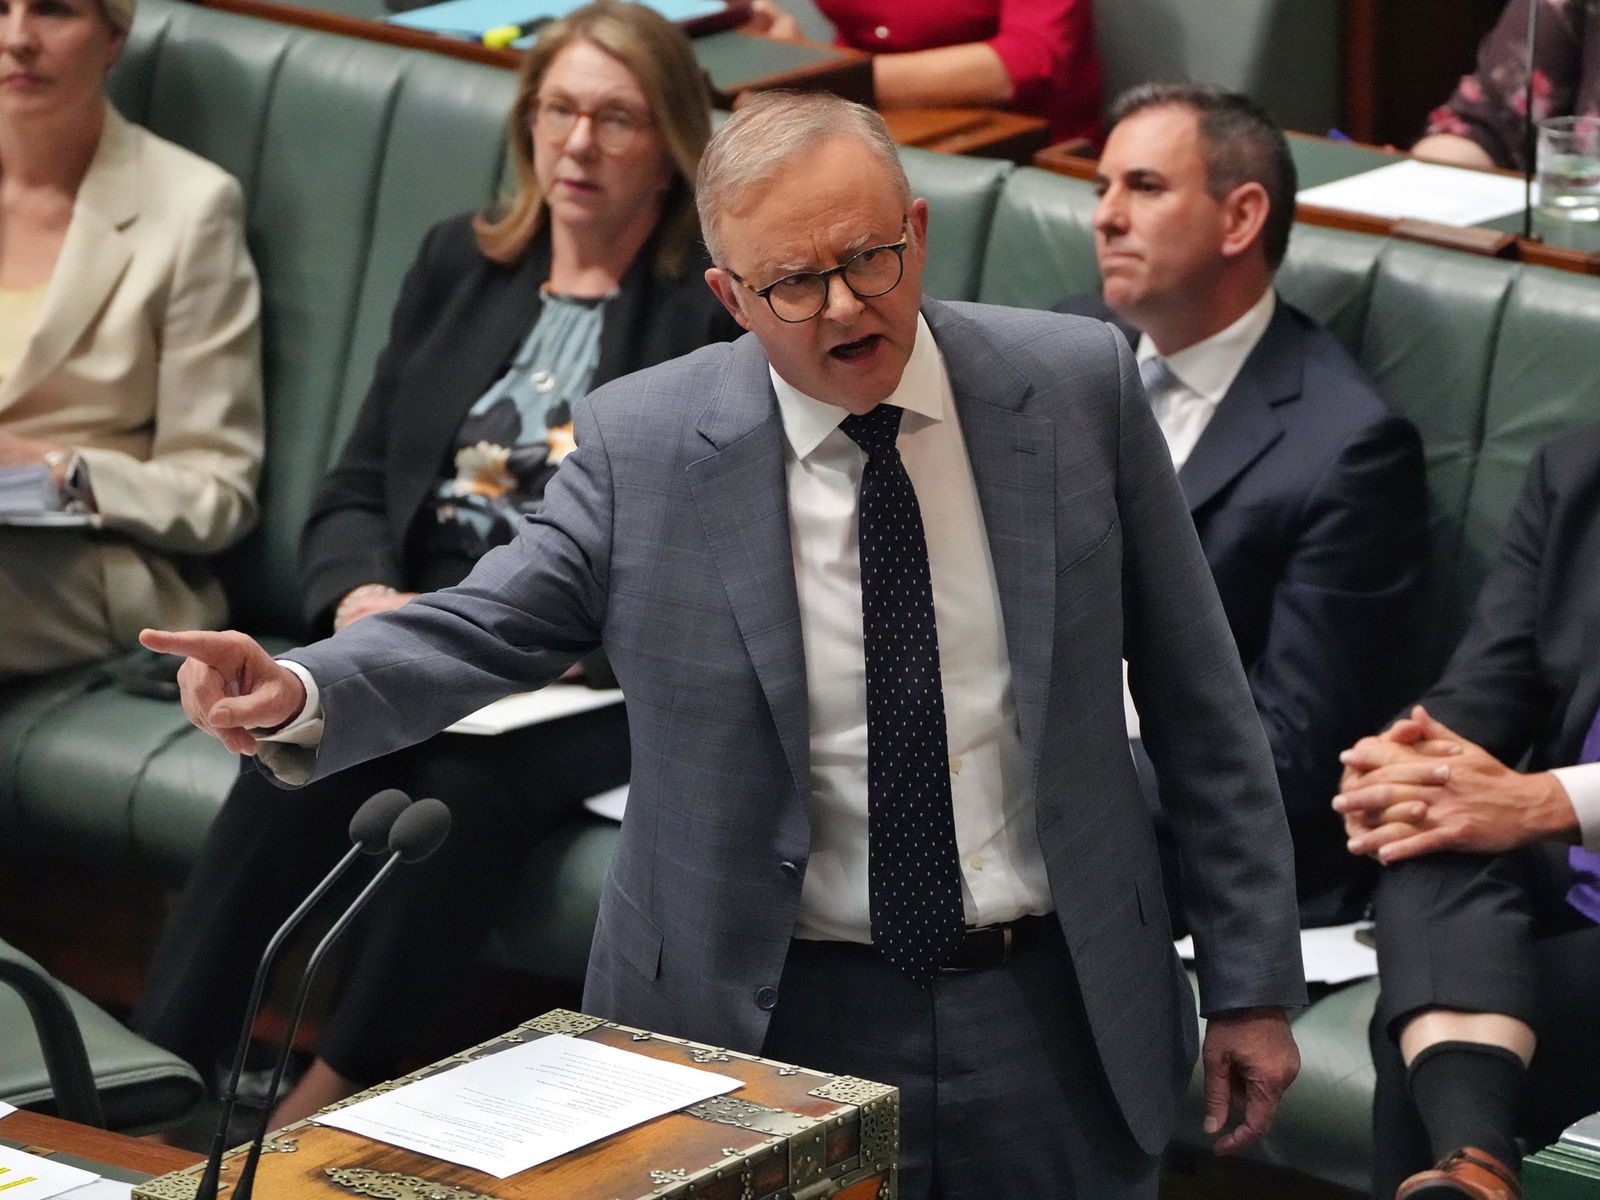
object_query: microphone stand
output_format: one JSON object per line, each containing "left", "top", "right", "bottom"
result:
{"left": 191, "top": 841, "right": 366, "bottom": 1200}
{"left": 1524, "top": 0, "right": 1539, "bottom": 239}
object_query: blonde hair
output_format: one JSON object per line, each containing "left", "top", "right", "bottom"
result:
{"left": 474, "top": 0, "right": 711, "bottom": 276}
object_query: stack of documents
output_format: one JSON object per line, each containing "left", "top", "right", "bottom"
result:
{"left": 0, "top": 463, "right": 58, "bottom": 515}
{"left": 1298, "top": 159, "right": 1527, "bottom": 227}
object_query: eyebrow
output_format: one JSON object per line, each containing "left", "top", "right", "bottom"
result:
{"left": 765, "top": 228, "right": 901, "bottom": 276}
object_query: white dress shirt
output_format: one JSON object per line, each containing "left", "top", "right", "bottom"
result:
{"left": 1134, "top": 288, "right": 1277, "bottom": 470}
{"left": 1552, "top": 764, "right": 1600, "bottom": 851}
{"left": 773, "top": 313, "right": 1051, "bottom": 941}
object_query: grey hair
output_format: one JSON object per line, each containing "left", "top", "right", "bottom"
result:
{"left": 696, "top": 91, "right": 911, "bottom": 265}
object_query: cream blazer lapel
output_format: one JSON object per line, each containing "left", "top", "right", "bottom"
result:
{"left": 0, "top": 105, "right": 138, "bottom": 415}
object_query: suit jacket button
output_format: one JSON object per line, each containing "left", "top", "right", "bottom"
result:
{"left": 755, "top": 986, "right": 779, "bottom": 1010}
{"left": 780, "top": 860, "right": 801, "bottom": 880}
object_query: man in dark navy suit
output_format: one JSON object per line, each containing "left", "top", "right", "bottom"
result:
{"left": 1060, "top": 83, "right": 1428, "bottom": 930}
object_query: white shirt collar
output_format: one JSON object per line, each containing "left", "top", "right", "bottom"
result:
{"left": 771, "top": 312, "right": 944, "bottom": 460}
{"left": 1135, "top": 288, "right": 1276, "bottom": 405}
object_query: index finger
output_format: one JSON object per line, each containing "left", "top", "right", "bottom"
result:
{"left": 140, "top": 628, "right": 243, "bottom": 665}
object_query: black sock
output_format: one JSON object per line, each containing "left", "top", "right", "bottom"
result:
{"left": 1406, "top": 1039, "right": 1525, "bottom": 1169}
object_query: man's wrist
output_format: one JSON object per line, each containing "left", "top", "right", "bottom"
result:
{"left": 1539, "top": 770, "right": 1587, "bottom": 843}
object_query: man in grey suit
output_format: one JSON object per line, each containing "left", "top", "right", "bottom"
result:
{"left": 147, "top": 93, "right": 1305, "bottom": 1199}
{"left": 1059, "top": 83, "right": 1427, "bottom": 931}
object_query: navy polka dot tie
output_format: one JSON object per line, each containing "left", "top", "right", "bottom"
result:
{"left": 839, "top": 403, "right": 965, "bottom": 983}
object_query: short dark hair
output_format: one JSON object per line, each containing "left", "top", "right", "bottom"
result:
{"left": 1109, "top": 82, "right": 1297, "bottom": 270}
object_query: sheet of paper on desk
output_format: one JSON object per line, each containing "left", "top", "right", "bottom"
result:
{"left": 0, "top": 1100, "right": 13, "bottom": 1117}
{"left": 444, "top": 685, "right": 624, "bottom": 735}
{"left": 1298, "top": 159, "right": 1527, "bottom": 227}
{"left": 1175, "top": 921, "right": 1377, "bottom": 985}
{"left": 60, "top": 1182, "right": 133, "bottom": 1199}
{"left": 320, "top": 1034, "right": 739, "bottom": 1178}
{"left": 0, "top": 1144, "right": 100, "bottom": 1199}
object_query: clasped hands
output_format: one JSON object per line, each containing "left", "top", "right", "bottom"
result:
{"left": 1334, "top": 705, "right": 1576, "bottom": 863}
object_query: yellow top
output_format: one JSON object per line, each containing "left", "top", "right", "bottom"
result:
{"left": 0, "top": 283, "right": 48, "bottom": 386}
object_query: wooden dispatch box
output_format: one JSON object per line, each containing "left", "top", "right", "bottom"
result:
{"left": 135, "top": 1009, "right": 898, "bottom": 1200}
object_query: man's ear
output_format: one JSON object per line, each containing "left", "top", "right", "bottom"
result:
{"left": 1219, "top": 181, "right": 1270, "bottom": 261}
{"left": 705, "top": 268, "right": 753, "bottom": 332}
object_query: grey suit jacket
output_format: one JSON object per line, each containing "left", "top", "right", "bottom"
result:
{"left": 283, "top": 298, "right": 1306, "bottom": 1153}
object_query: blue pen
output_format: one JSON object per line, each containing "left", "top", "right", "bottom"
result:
{"left": 1326, "top": 129, "right": 1353, "bottom": 143}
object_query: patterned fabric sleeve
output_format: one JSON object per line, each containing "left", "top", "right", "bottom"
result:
{"left": 1424, "top": 0, "right": 1591, "bottom": 170}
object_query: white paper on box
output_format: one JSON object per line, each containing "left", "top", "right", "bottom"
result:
{"left": 319, "top": 1034, "right": 740, "bottom": 1179}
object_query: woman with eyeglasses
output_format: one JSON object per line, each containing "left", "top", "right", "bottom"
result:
{"left": 132, "top": 0, "right": 738, "bottom": 1125}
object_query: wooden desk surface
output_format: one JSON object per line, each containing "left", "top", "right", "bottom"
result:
{"left": 0, "top": 1109, "right": 201, "bottom": 1179}
{"left": 1032, "top": 134, "right": 1600, "bottom": 277}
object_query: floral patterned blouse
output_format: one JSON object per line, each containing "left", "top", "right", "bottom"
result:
{"left": 1426, "top": 0, "right": 1600, "bottom": 170}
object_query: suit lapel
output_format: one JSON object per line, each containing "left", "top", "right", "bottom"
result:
{"left": 1177, "top": 304, "right": 1298, "bottom": 513}
{"left": 0, "top": 106, "right": 138, "bottom": 415}
{"left": 686, "top": 337, "right": 811, "bottom": 798}
{"left": 924, "top": 301, "right": 1057, "bottom": 769}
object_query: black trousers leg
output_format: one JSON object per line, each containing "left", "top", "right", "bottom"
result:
{"left": 1369, "top": 844, "right": 1600, "bottom": 1193}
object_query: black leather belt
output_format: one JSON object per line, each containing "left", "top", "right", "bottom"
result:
{"left": 940, "top": 914, "right": 1053, "bottom": 974}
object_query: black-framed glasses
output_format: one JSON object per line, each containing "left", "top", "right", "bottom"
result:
{"left": 726, "top": 223, "right": 911, "bottom": 323}
{"left": 531, "top": 95, "right": 650, "bottom": 156}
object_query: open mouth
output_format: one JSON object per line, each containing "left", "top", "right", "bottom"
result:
{"left": 830, "top": 334, "right": 880, "bottom": 361}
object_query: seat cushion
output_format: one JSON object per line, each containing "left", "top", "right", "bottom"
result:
{"left": 0, "top": 939, "right": 204, "bottom": 1135}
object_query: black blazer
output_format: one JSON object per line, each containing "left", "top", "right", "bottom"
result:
{"left": 300, "top": 213, "right": 742, "bottom": 633}
{"left": 1421, "top": 424, "right": 1600, "bottom": 767}
{"left": 1059, "top": 293, "right": 1428, "bottom": 925}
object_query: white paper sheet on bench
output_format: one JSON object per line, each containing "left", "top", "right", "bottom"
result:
{"left": 1175, "top": 921, "right": 1377, "bottom": 985}
{"left": 0, "top": 1144, "right": 99, "bottom": 1199}
{"left": 445, "top": 686, "right": 623, "bottom": 736}
{"left": 1298, "top": 159, "right": 1526, "bottom": 227}
{"left": 319, "top": 1034, "right": 738, "bottom": 1178}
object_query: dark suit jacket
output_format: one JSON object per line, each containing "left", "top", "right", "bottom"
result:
{"left": 297, "top": 213, "right": 742, "bottom": 633}
{"left": 1420, "top": 425, "right": 1600, "bottom": 764}
{"left": 277, "top": 299, "right": 1307, "bottom": 1155}
{"left": 1057, "top": 294, "right": 1427, "bottom": 926}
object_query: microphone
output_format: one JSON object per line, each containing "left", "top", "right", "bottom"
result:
{"left": 1524, "top": 0, "right": 1539, "bottom": 239}
{"left": 231, "top": 798, "right": 453, "bottom": 1200}
{"left": 192, "top": 788, "right": 412, "bottom": 1200}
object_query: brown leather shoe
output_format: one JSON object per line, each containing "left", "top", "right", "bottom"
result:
{"left": 1395, "top": 1146, "right": 1522, "bottom": 1199}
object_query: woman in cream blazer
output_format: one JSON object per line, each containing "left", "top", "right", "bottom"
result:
{"left": 0, "top": 0, "right": 262, "bottom": 680}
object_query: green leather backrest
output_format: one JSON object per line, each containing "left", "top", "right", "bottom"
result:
{"left": 900, "top": 147, "right": 1013, "bottom": 302}
{"left": 975, "top": 166, "right": 1099, "bottom": 309}
{"left": 1357, "top": 243, "right": 1517, "bottom": 686}
{"left": 1477, "top": 266, "right": 1600, "bottom": 566}
{"left": 109, "top": 0, "right": 515, "bottom": 639}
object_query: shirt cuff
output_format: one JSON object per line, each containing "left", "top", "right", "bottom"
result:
{"left": 264, "top": 660, "right": 324, "bottom": 746}
{"left": 1551, "top": 763, "right": 1600, "bottom": 853}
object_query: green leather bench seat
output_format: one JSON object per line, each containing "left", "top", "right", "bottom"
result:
{"left": 4, "top": 0, "right": 1600, "bottom": 1188}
